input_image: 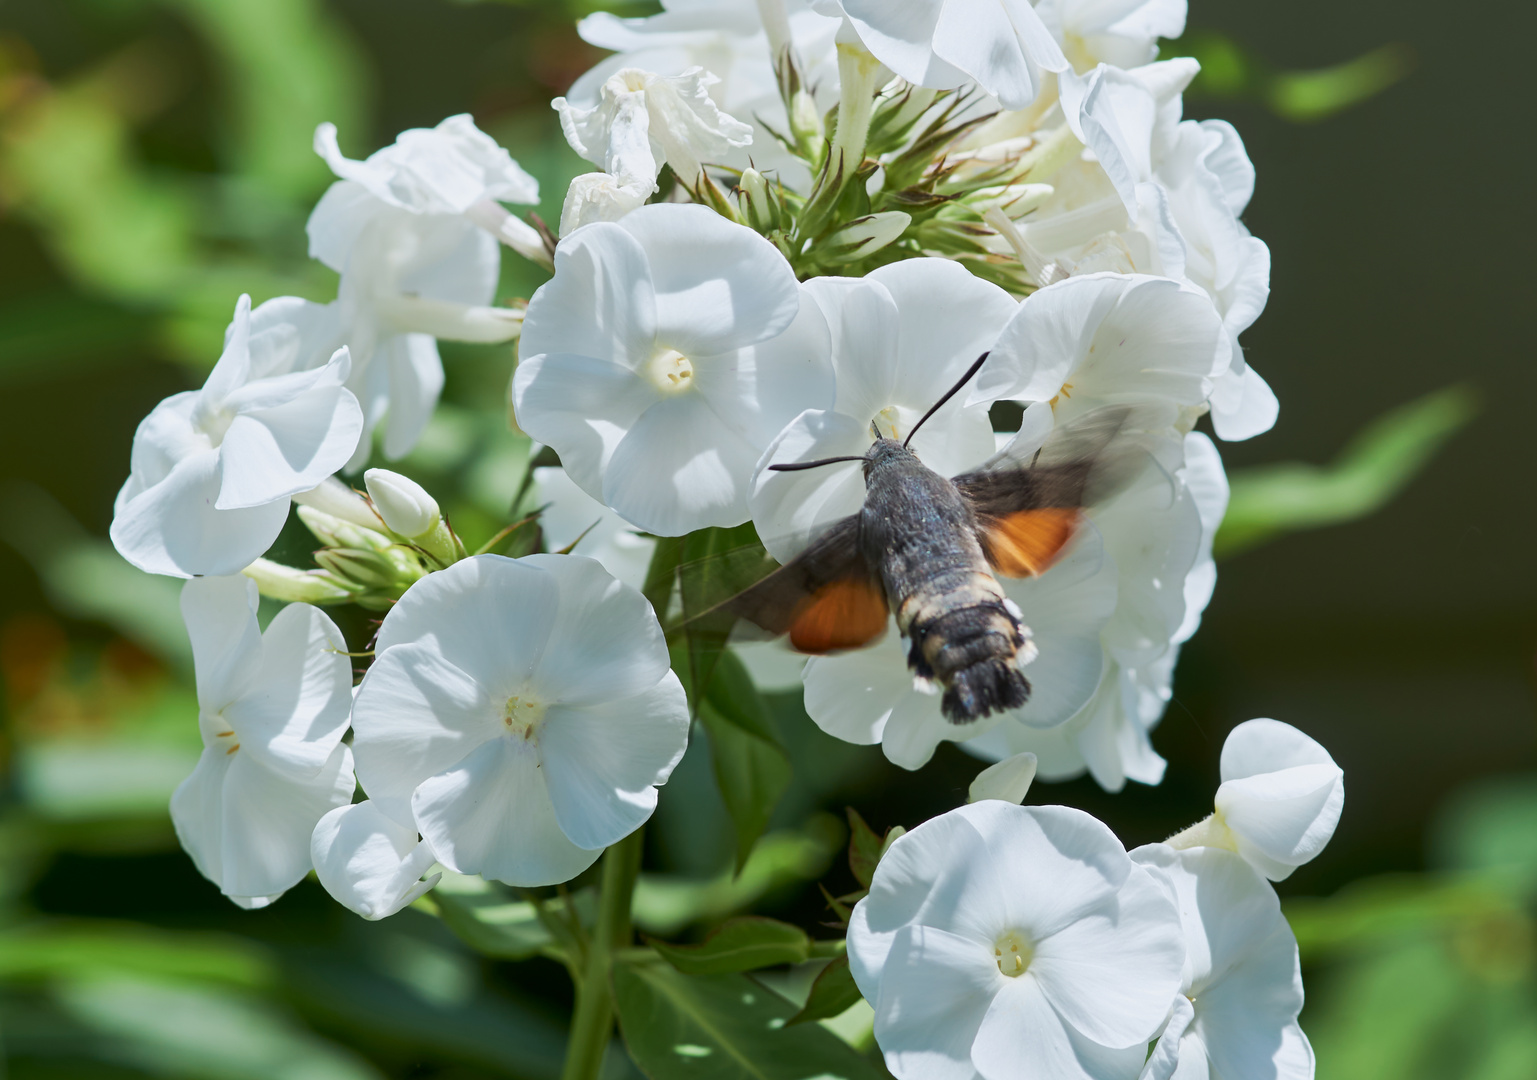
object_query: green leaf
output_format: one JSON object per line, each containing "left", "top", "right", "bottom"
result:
{"left": 1268, "top": 43, "right": 1416, "bottom": 123}
{"left": 0, "top": 921, "right": 273, "bottom": 988}
{"left": 786, "top": 955, "right": 863, "bottom": 1026}
{"left": 612, "top": 959, "right": 886, "bottom": 1080}
{"left": 650, "top": 917, "right": 811, "bottom": 975}
{"left": 420, "top": 874, "right": 591, "bottom": 963}
{"left": 700, "top": 652, "right": 792, "bottom": 872}
{"left": 845, "top": 809, "right": 883, "bottom": 890}
{"left": 1215, "top": 385, "right": 1476, "bottom": 558}
{"left": 675, "top": 524, "right": 778, "bottom": 708}
{"left": 633, "top": 819, "right": 843, "bottom": 936}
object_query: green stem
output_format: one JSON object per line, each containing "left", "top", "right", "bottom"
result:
{"left": 560, "top": 829, "right": 645, "bottom": 1080}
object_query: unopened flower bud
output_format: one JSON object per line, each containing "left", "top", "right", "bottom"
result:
{"left": 967, "top": 752, "right": 1038, "bottom": 805}
{"left": 297, "top": 506, "right": 394, "bottom": 554}
{"left": 242, "top": 558, "right": 357, "bottom": 604}
{"left": 364, "top": 469, "right": 440, "bottom": 539}
{"left": 738, "top": 168, "right": 780, "bottom": 233}
{"left": 820, "top": 210, "right": 911, "bottom": 265}
{"left": 293, "top": 477, "right": 385, "bottom": 533}
{"left": 315, "top": 548, "right": 400, "bottom": 591}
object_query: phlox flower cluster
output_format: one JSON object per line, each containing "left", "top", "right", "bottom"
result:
{"left": 101, "top": 0, "right": 1345, "bottom": 1075}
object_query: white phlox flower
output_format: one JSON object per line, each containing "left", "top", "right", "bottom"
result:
{"left": 803, "top": 526, "right": 1117, "bottom": 770}
{"left": 555, "top": 66, "right": 754, "bottom": 190}
{"left": 571, "top": 0, "right": 841, "bottom": 187}
{"left": 1168, "top": 719, "right": 1345, "bottom": 882}
{"left": 170, "top": 576, "right": 355, "bottom": 908}
{"left": 818, "top": 0, "right": 1068, "bottom": 111}
{"left": 968, "top": 272, "right": 1226, "bottom": 429}
{"left": 309, "top": 116, "right": 539, "bottom": 468}
{"left": 350, "top": 554, "right": 690, "bottom": 887}
{"left": 533, "top": 465, "right": 657, "bottom": 590}
{"left": 514, "top": 203, "right": 831, "bottom": 536}
{"left": 1057, "top": 62, "right": 1276, "bottom": 440}
{"left": 749, "top": 257, "right": 1019, "bottom": 559}
{"left": 1037, "top": 0, "right": 1188, "bottom": 73}
{"left": 312, "top": 800, "right": 442, "bottom": 921}
{"left": 848, "top": 801, "right": 1184, "bottom": 1080}
{"left": 111, "top": 294, "right": 363, "bottom": 578}
{"left": 966, "top": 432, "right": 1228, "bottom": 792}
{"left": 1132, "top": 845, "right": 1314, "bottom": 1080}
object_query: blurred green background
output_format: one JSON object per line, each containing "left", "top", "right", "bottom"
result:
{"left": 0, "top": 0, "right": 1532, "bottom": 1077}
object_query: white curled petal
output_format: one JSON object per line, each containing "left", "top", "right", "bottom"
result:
{"left": 1220, "top": 718, "right": 1337, "bottom": 780}
{"left": 1138, "top": 994, "right": 1194, "bottom": 1080}
{"left": 616, "top": 203, "right": 799, "bottom": 356}
{"left": 412, "top": 735, "right": 603, "bottom": 887}
{"left": 601, "top": 393, "right": 763, "bottom": 535}
{"left": 539, "top": 671, "right": 689, "bottom": 850}
{"left": 217, "top": 384, "right": 364, "bottom": 509}
{"left": 932, "top": 0, "right": 1066, "bottom": 110}
{"left": 838, "top": 0, "right": 967, "bottom": 91}
{"left": 1217, "top": 764, "right": 1344, "bottom": 880}
{"left": 515, "top": 554, "right": 672, "bottom": 705}
{"left": 311, "top": 801, "right": 440, "bottom": 921}
{"left": 1209, "top": 361, "right": 1279, "bottom": 442}
{"left": 559, "top": 172, "right": 654, "bottom": 236}
{"left": 179, "top": 576, "right": 263, "bottom": 710}
{"left": 111, "top": 450, "right": 291, "bottom": 578}
{"left": 226, "top": 602, "right": 353, "bottom": 776}
{"left": 972, "top": 275, "right": 1119, "bottom": 405}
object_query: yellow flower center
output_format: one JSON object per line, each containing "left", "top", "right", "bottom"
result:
{"left": 503, "top": 690, "right": 546, "bottom": 741}
{"left": 994, "top": 931, "right": 1033, "bottom": 978}
{"left": 647, "top": 348, "right": 696, "bottom": 394}
{"left": 873, "top": 405, "right": 903, "bottom": 440}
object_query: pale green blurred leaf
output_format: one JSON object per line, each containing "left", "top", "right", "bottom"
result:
{"left": 0, "top": 483, "right": 191, "bottom": 675}
{"left": 18, "top": 740, "right": 198, "bottom": 820}
{"left": 1270, "top": 44, "right": 1417, "bottom": 123}
{"left": 0, "top": 921, "right": 273, "bottom": 989}
{"left": 54, "top": 974, "right": 384, "bottom": 1080}
{"left": 1431, "top": 776, "right": 1537, "bottom": 889}
{"left": 417, "top": 871, "right": 592, "bottom": 962}
{"left": 611, "top": 959, "right": 886, "bottom": 1080}
{"left": 1215, "top": 384, "right": 1476, "bottom": 558}
{"left": 632, "top": 820, "right": 841, "bottom": 936}
{"left": 649, "top": 917, "right": 811, "bottom": 976}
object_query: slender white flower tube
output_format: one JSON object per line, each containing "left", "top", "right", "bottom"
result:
{"left": 309, "top": 116, "right": 538, "bottom": 467}
{"left": 170, "top": 576, "right": 355, "bottom": 908}
{"left": 312, "top": 801, "right": 441, "bottom": 921}
{"left": 820, "top": 0, "right": 1069, "bottom": 110}
{"left": 514, "top": 203, "right": 832, "bottom": 535}
{"left": 1168, "top": 719, "right": 1345, "bottom": 881}
{"left": 110, "top": 295, "right": 363, "bottom": 578}
{"left": 350, "top": 554, "right": 689, "bottom": 887}
{"left": 555, "top": 67, "right": 753, "bottom": 189}
{"left": 849, "top": 801, "right": 1184, "bottom": 1080}
{"left": 1036, "top": 0, "right": 1188, "bottom": 72}
{"left": 1132, "top": 845, "right": 1314, "bottom": 1080}
{"left": 749, "top": 257, "right": 1018, "bottom": 560}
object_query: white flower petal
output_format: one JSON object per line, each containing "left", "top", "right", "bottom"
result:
{"left": 171, "top": 742, "right": 354, "bottom": 902}
{"left": 931, "top": 0, "right": 1065, "bottom": 111}
{"left": 380, "top": 334, "right": 446, "bottom": 460}
{"left": 539, "top": 671, "right": 689, "bottom": 850}
{"left": 180, "top": 576, "right": 263, "bottom": 711}
{"left": 412, "top": 734, "right": 602, "bottom": 887}
{"left": 869, "top": 925, "right": 1000, "bottom": 1080}
{"left": 512, "top": 354, "right": 656, "bottom": 499}
{"left": 1138, "top": 994, "right": 1194, "bottom": 1080}
{"left": 111, "top": 449, "right": 290, "bottom": 578}
{"left": 515, "top": 553, "right": 672, "bottom": 704}
{"left": 750, "top": 409, "right": 871, "bottom": 561}
{"left": 838, "top": 0, "right": 968, "bottom": 90}
{"left": 225, "top": 602, "right": 353, "bottom": 776}
{"left": 973, "top": 974, "right": 1141, "bottom": 1080}
{"left": 969, "top": 752, "right": 1038, "bottom": 805}
{"left": 616, "top": 203, "right": 799, "bottom": 357}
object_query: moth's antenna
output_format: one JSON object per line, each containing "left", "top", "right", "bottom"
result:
{"left": 767, "top": 455, "right": 869, "bottom": 472}
{"left": 904, "top": 351, "right": 990, "bottom": 448}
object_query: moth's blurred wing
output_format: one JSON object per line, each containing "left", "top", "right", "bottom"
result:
{"left": 726, "top": 514, "right": 888, "bottom": 654}
{"left": 954, "top": 403, "right": 1175, "bottom": 578}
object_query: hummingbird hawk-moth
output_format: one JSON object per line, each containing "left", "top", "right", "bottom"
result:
{"left": 724, "top": 353, "right": 1154, "bottom": 724}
